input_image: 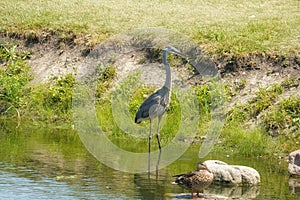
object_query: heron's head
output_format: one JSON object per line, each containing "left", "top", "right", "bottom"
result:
{"left": 163, "top": 45, "right": 184, "bottom": 56}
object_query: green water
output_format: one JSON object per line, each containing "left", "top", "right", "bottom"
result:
{"left": 0, "top": 120, "right": 299, "bottom": 200}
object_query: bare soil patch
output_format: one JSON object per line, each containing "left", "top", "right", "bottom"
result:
{"left": 1, "top": 33, "right": 299, "bottom": 110}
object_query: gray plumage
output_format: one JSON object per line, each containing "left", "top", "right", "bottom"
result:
{"left": 134, "top": 86, "right": 170, "bottom": 123}
{"left": 135, "top": 46, "right": 183, "bottom": 152}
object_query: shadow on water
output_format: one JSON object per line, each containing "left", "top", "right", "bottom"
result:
{"left": 0, "top": 120, "right": 299, "bottom": 199}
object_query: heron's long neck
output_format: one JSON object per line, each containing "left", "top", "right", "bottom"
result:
{"left": 162, "top": 51, "right": 171, "bottom": 90}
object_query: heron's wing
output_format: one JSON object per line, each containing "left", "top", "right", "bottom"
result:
{"left": 136, "top": 92, "right": 162, "bottom": 119}
{"left": 141, "top": 91, "right": 163, "bottom": 107}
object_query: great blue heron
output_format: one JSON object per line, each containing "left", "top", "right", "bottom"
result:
{"left": 135, "top": 46, "right": 184, "bottom": 153}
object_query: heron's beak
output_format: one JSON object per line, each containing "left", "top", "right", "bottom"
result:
{"left": 171, "top": 48, "right": 184, "bottom": 56}
{"left": 163, "top": 45, "right": 185, "bottom": 57}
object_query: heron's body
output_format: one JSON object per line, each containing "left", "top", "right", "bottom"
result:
{"left": 135, "top": 86, "right": 170, "bottom": 123}
{"left": 173, "top": 163, "right": 214, "bottom": 199}
{"left": 135, "top": 45, "right": 182, "bottom": 152}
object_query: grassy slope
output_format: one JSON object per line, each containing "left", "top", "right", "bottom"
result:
{"left": 1, "top": 0, "right": 300, "bottom": 54}
{"left": 1, "top": 0, "right": 299, "bottom": 157}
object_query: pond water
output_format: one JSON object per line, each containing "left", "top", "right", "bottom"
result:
{"left": 0, "top": 120, "right": 299, "bottom": 200}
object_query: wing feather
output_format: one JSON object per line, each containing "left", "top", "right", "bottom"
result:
{"left": 135, "top": 87, "right": 170, "bottom": 123}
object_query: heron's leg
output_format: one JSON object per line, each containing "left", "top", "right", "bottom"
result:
{"left": 149, "top": 119, "right": 153, "bottom": 154}
{"left": 148, "top": 146, "right": 151, "bottom": 175}
{"left": 156, "top": 115, "right": 162, "bottom": 150}
{"left": 155, "top": 148, "right": 162, "bottom": 179}
{"left": 148, "top": 119, "right": 153, "bottom": 173}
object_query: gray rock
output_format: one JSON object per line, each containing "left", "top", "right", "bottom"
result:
{"left": 288, "top": 150, "right": 300, "bottom": 176}
{"left": 203, "top": 160, "right": 260, "bottom": 185}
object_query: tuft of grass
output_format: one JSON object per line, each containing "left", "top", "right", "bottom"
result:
{"left": 217, "top": 124, "right": 275, "bottom": 157}
{"left": 0, "top": 42, "right": 33, "bottom": 117}
{"left": 222, "top": 79, "right": 300, "bottom": 156}
{"left": 226, "top": 83, "right": 284, "bottom": 125}
{"left": 262, "top": 95, "right": 300, "bottom": 136}
{"left": 277, "top": 129, "right": 300, "bottom": 154}
{"left": 96, "top": 65, "right": 117, "bottom": 101}
{"left": 224, "top": 79, "right": 247, "bottom": 100}
{"left": 25, "top": 74, "right": 75, "bottom": 122}
{"left": 281, "top": 77, "right": 300, "bottom": 89}
{"left": 226, "top": 105, "right": 249, "bottom": 124}
{"left": 44, "top": 74, "right": 75, "bottom": 113}
{"left": 193, "top": 84, "right": 212, "bottom": 115}
{"left": 247, "top": 84, "right": 284, "bottom": 117}
{"left": 0, "top": 43, "right": 76, "bottom": 123}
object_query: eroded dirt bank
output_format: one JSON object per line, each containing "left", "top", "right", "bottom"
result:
{"left": 1, "top": 32, "right": 299, "bottom": 131}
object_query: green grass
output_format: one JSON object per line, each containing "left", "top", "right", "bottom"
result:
{"left": 222, "top": 79, "right": 299, "bottom": 156}
{"left": 262, "top": 95, "right": 300, "bottom": 135}
{"left": 26, "top": 74, "right": 75, "bottom": 122}
{"left": 0, "top": 42, "right": 75, "bottom": 122}
{"left": 1, "top": 0, "right": 300, "bottom": 54}
{"left": 216, "top": 125, "right": 276, "bottom": 157}
{"left": 95, "top": 73, "right": 299, "bottom": 157}
{"left": 0, "top": 42, "right": 298, "bottom": 157}
{"left": 0, "top": 42, "right": 33, "bottom": 117}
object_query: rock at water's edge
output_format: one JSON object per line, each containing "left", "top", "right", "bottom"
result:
{"left": 203, "top": 160, "right": 260, "bottom": 185}
{"left": 288, "top": 150, "right": 300, "bottom": 176}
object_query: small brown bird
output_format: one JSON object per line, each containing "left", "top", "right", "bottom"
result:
{"left": 173, "top": 162, "right": 214, "bottom": 199}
